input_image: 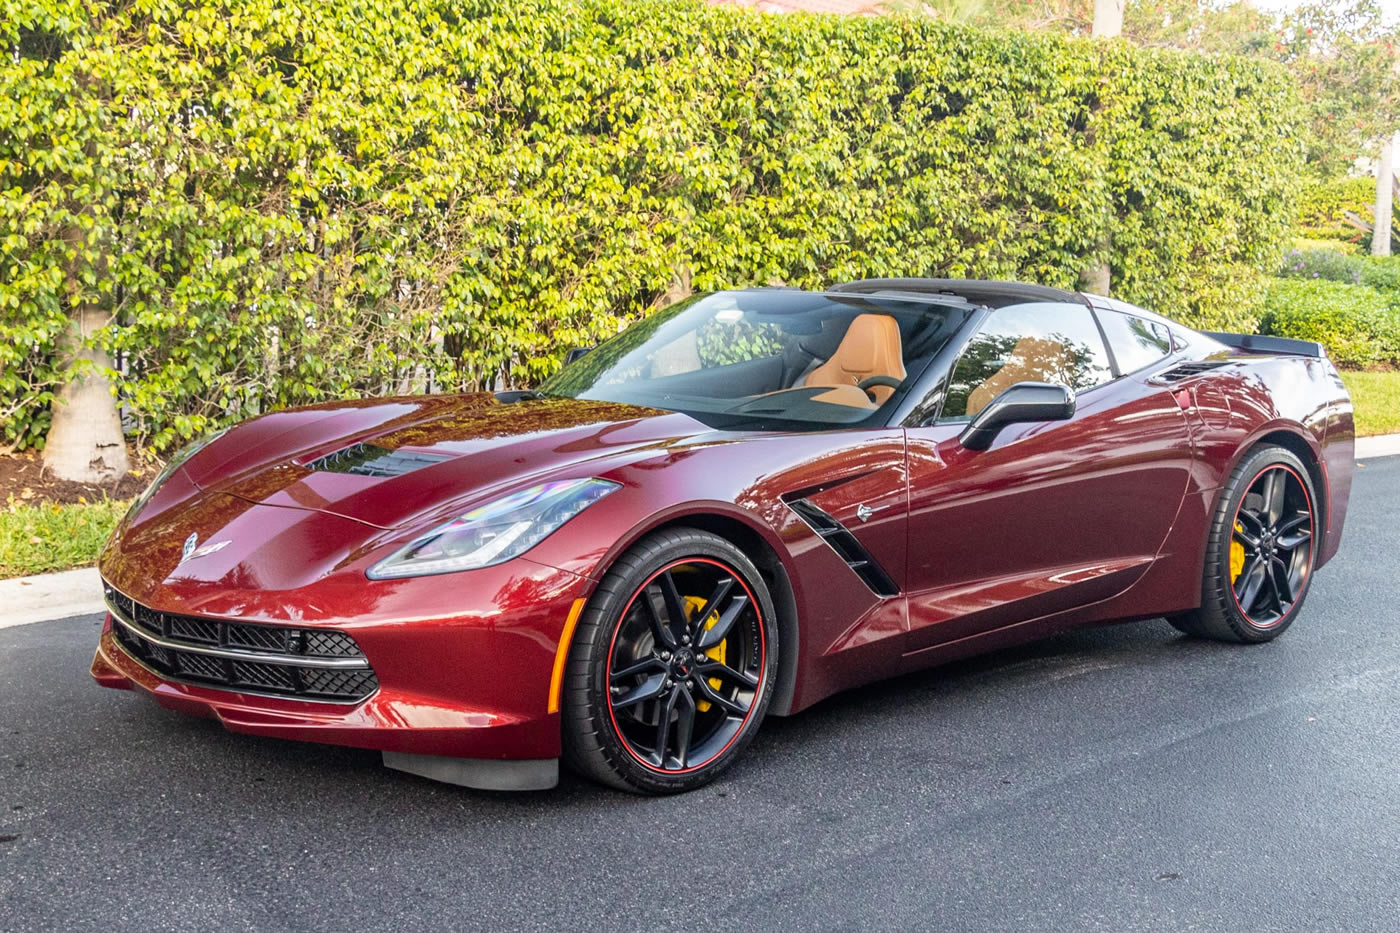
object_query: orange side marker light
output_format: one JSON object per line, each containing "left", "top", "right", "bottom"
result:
{"left": 547, "top": 598, "right": 588, "bottom": 714}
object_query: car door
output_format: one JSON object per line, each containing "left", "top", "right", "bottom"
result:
{"left": 901, "top": 302, "right": 1194, "bottom": 655}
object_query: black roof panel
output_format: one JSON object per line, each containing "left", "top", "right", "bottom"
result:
{"left": 829, "top": 277, "right": 1084, "bottom": 308}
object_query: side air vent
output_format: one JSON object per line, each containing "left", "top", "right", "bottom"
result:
{"left": 1150, "top": 360, "right": 1229, "bottom": 385}
{"left": 305, "top": 443, "right": 450, "bottom": 478}
{"left": 787, "top": 499, "right": 899, "bottom": 597}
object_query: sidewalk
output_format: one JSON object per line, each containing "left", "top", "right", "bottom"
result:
{"left": 0, "top": 567, "right": 103, "bottom": 629}
{"left": 1357, "top": 433, "right": 1400, "bottom": 460}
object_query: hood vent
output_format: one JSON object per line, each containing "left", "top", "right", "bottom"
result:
{"left": 305, "top": 443, "right": 450, "bottom": 478}
{"left": 1150, "top": 360, "right": 1229, "bottom": 385}
{"left": 787, "top": 498, "right": 899, "bottom": 597}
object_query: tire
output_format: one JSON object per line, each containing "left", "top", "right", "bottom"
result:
{"left": 1168, "top": 444, "right": 1319, "bottom": 644}
{"left": 561, "top": 527, "right": 778, "bottom": 794}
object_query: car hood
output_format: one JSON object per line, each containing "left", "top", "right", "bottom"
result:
{"left": 181, "top": 394, "right": 704, "bottom": 531}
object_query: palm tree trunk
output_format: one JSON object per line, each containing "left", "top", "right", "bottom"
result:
{"left": 1080, "top": 0, "right": 1125, "bottom": 296}
{"left": 1373, "top": 131, "right": 1397, "bottom": 258}
{"left": 1092, "top": 0, "right": 1125, "bottom": 37}
{"left": 41, "top": 305, "right": 129, "bottom": 483}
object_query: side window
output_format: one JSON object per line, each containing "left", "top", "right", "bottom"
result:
{"left": 941, "top": 304, "right": 1114, "bottom": 419}
{"left": 1097, "top": 310, "right": 1171, "bottom": 374}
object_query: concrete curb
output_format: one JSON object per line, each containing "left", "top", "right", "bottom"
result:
{"left": 1356, "top": 433, "right": 1400, "bottom": 461}
{"left": 0, "top": 567, "right": 104, "bottom": 630}
{"left": 2, "top": 432, "right": 1398, "bottom": 630}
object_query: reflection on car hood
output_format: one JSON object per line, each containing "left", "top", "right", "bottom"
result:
{"left": 184, "top": 394, "right": 703, "bottom": 530}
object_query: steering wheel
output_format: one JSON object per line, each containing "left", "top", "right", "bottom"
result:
{"left": 856, "top": 375, "right": 903, "bottom": 401}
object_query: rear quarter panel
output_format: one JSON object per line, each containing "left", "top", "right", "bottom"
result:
{"left": 1173, "top": 354, "right": 1352, "bottom": 579}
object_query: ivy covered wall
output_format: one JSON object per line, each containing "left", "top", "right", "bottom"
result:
{"left": 0, "top": 0, "right": 1302, "bottom": 451}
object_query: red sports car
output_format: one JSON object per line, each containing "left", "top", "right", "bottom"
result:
{"left": 91, "top": 279, "right": 1354, "bottom": 794}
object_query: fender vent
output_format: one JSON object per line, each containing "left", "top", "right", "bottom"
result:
{"left": 1150, "top": 360, "right": 1229, "bottom": 384}
{"left": 787, "top": 499, "right": 899, "bottom": 597}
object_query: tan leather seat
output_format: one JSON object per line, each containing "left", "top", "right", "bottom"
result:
{"left": 965, "top": 336, "right": 1074, "bottom": 417}
{"left": 802, "top": 314, "right": 906, "bottom": 404}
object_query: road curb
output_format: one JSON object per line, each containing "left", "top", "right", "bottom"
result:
{"left": 1356, "top": 433, "right": 1400, "bottom": 460}
{"left": 0, "top": 567, "right": 104, "bottom": 630}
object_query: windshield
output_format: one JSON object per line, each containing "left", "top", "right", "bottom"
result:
{"left": 539, "top": 290, "right": 972, "bottom": 431}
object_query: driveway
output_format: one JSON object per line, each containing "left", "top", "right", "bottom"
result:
{"left": 3, "top": 458, "right": 1398, "bottom": 932}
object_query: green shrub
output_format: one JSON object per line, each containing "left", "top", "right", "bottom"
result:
{"left": 1358, "top": 256, "right": 1400, "bottom": 295}
{"left": 1259, "top": 279, "right": 1400, "bottom": 368}
{"left": 1291, "top": 238, "right": 1362, "bottom": 255}
{"left": 1, "top": 0, "right": 1303, "bottom": 451}
{"left": 1296, "top": 176, "right": 1374, "bottom": 245}
{"left": 1277, "top": 248, "right": 1363, "bottom": 285}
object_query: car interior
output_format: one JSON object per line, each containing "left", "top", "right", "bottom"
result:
{"left": 545, "top": 291, "right": 975, "bottom": 427}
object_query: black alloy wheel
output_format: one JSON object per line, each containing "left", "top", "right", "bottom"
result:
{"left": 1168, "top": 444, "right": 1319, "bottom": 644}
{"left": 562, "top": 528, "right": 777, "bottom": 794}
{"left": 1229, "top": 464, "right": 1314, "bottom": 628}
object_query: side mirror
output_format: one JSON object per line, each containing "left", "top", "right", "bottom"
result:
{"left": 564, "top": 346, "right": 593, "bottom": 365}
{"left": 959, "top": 382, "right": 1075, "bottom": 451}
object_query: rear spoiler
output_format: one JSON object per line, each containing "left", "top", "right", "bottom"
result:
{"left": 1201, "top": 332, "right": 1326, "bottom": 359}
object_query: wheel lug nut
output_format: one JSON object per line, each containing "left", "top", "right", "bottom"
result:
{"left": 660, "top": 651, "right": 671, "bottom": 660}
{"left": 682, "top": 635, "right": 691, "bottom": 645}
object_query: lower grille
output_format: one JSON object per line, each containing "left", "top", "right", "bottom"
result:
{"left": 105, "top": 583, "right": 378, "bottom": 703}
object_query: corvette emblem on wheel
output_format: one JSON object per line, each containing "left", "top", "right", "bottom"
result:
{"left": 90, "top": 278, "right": 1353, "bottom": 795}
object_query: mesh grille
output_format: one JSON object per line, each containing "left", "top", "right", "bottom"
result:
{"left": 226, "top": 623, "right": 290, "bottom": 653}
{"left": 106, "top": 585, "right": 377, "bottom": 702}
{"left": 169, "top": 616, "right": 220, "bottom": 645}
{"left": 303, "top": 631, "right": 361, "bottom": 658}
{"left": 231, "top": 661, "right": 296, "bottom": 691}
{"left": 175, "top": 652, "right": 226, "bottom": 680}
{"left": 300, "top": 668, "right": 381, "bottom": 698}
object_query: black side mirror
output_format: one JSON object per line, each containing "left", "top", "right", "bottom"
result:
{"left": 959, "top": 381, "right": 1076, "bottom": 451}
{"left": 564, "top": 346, "right": 593, "bottom": 365}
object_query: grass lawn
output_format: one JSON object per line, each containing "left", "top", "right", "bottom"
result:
{"left": 0, "top": 498, "right": 128, "bottom": 579}
{"left": 1341, "top": 370, "right": 1400, "bottom": 438}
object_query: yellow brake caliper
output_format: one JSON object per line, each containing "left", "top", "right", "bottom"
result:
{"left": 683, "top": 595, "right": 726, "bottom": 712}
{"left": 1230, "top": 522, "right": 1246, "bottom": 582}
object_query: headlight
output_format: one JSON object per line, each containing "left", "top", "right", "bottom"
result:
{"left": 366, "top": 478, "right": 619, "bottom": 580}
{"left": 125, "top": 428, "right": 229, "bottom": 519}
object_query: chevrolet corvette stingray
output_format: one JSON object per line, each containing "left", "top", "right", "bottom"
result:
{"left": 92, "top": 278, "right": 1354, "bottom": 793}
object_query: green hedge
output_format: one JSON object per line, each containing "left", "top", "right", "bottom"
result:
{"left": 1, "top": 0, "right": 1303, "bottom": 451}
{"left": 1260, "top": 278, "right": 1400, "bottom": 368}
{"left": 1278, "top": 247, "right": 1400, "bottom": 293}
{"left": 1295, "top": 176, "right": 1374, "bottom": 245}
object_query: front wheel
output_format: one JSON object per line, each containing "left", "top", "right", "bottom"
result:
{"left": 561, "top": 528, "right": 778, "bottom": 794}
{"left": 1168, "top": 444, "right": 1318, "bottom": 643}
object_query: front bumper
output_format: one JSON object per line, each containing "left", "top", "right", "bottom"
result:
{"left": 91, "top": 553, "right": 593, "bottom": 784}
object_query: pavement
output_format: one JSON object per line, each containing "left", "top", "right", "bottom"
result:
{"left": 2, "top": 458, "right": 1399, "bottom": 931}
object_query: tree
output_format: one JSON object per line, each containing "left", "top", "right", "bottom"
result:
{"left": 1092, "top": 0, "right": 1124, "bottom": 38}
{"left": 985, "top": 1, "right": 1400, "bottom": 179}
{"left": 1375, "top": 132, "right": 1397, "bottom": 257}
{"left": 1077, "top": 0, "right": 1124, "bottom": 296}
{"left": 6, "top": 11, "right": 130, "bottom": 482}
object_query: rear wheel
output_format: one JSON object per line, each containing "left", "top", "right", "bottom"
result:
{"left": 562, "top": 528, "right": 777, "bottom": 794}
{"left": 1169, "top": 445, "right": 1318, "bottom": 643}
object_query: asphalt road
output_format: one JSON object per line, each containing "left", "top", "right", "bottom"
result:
{"left": 3, "top": 458, "right": 1399, "bottom": 933}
